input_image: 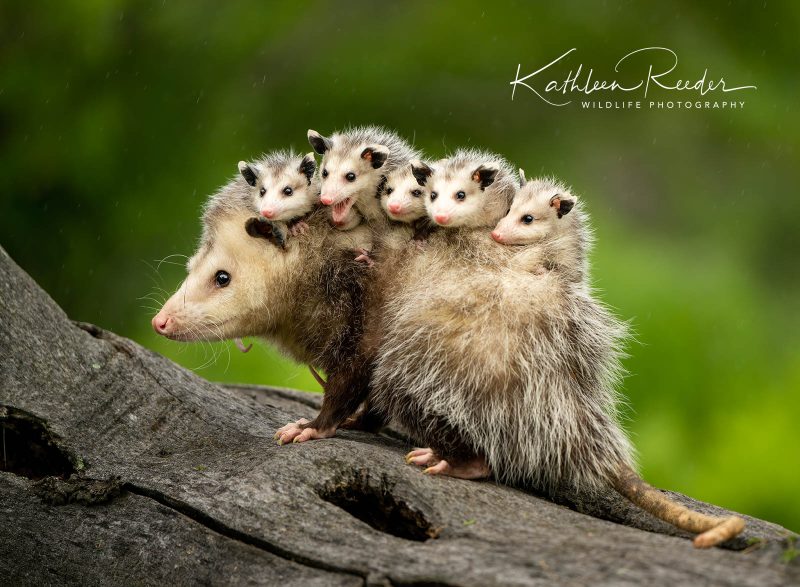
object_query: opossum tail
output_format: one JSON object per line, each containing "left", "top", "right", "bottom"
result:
{"left": 612, "top": 463, "right": 745, "bottom": 548}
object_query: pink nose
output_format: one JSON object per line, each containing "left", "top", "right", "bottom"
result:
{"left": 261, "top": 208, "right": 275, "bottom": 219}
{"left": 151, "top": 313, "right": 172, "bottom": 335}
{"left": 491, "top": 231, "right": 503, "bottom": 243}
{"left": 320, "top": 194, "right": 334, "bottom": 205}
{"left": 434, "top": 213, "right": 450, "bottom": 225}
{"left": 388, "top": 202, "right": 402, "bottom": 214}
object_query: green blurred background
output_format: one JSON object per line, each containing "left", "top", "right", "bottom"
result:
{"left": 1, "top": 1, "right": 798, "bottom": 530}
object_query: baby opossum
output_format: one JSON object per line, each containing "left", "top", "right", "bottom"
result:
{"left": 237, "top": 151, "right": 319, "bottom": 235}
{"left": 493, "top": 172, "right": 589, "bottom": 282}
{"left": 152, "top": 176, "right": 373, "bottom": 443}
{"left": 307, "top": 126, "right": 420, "bottom": 228}
{"left": 425, "top": 148, "right": 518, "bottom": 229}
{"left": 376, "top": 160, "right": 436, "bottom": 246}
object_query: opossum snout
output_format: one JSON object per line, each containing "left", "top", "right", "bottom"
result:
{"left": 491, "top": 230, "right": 504, "bottom": 243}
{"left": 261, "top": 207, "right": 276, "bottom": 219}
{"left": 320, "top": 194, "right": 336, "bottom": 205}
{"left": 151, "top": 311, "right": 173, "bottom": 335}
{"left": 434, "top": 213, "right": 451, "bottom": 225}
{"left": 388, "top": 202, "right": 403, "bottom": 214}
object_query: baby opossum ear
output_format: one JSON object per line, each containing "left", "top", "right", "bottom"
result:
{"left": 410, "top": 160, "right": 433, "bottom": 186}
{"left": 244, "top": 217, "right": 287, "bottom": 250}
{"left": 549, "top": 195, "right": 575, "bottom": 219}
{"left": 238, "top": 161, "right": 258, "bottom": 187}
{"left": 518, "top": 168, "right": 527, "bottom": 187}
{"left": 299, "top": 152, "right": 316, "bottom": 184}
{"left": 307, "top": 129, "right": 333, "bottom": 155}
{"left": 471, "top": 164, "right": 499, "bottom": 190}
{"left": 361, "top": 145, "right": 389, "bottom": 169}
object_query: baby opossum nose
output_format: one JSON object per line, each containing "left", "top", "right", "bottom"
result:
{"left": 151, "top": 312, "right": 173, "bottom": 335}
{"left": 434, "top": 213, "right": 451, "bottom": 225}
{"left": 388, "top": 202, "right": 402, "bottom": 214}
{"left": 320, "top": 194, "right": 334, "bottom": 206}
{"left": 261, "top": 207, "right": 275, "bottom": 219}
{"left": 491, "top": 231, "right": 504, "bottom": 243}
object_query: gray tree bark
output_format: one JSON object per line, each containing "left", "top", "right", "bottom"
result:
{"left": 0, "top": 245, "right": 797, "bottom": 586}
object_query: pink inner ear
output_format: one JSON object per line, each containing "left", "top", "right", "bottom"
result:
{"left": 550, "top": 196, "right": 561, "bottom": 209}
{"left": 362, "top": 149, "right": 373, "bottom": 161}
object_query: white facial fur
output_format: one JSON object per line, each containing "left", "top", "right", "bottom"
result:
{"left": 380, "top": 166, "right": 430, "bottom": 223}
{"left": 152, "top": 212, "right": 292, "bottom": 341}
{"left": 492, "top": 180, "right": 577, "bottom": 245}
{"left": 239, "top": 154, "right": 317, "bottom": 222}
{"left": 425, "top": 163, "right": 505, "bottom": 229}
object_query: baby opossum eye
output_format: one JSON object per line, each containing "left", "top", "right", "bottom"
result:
{"left": 456, "top": 190, "right": 467, "bottom": 201}
{"left": 214, "top": 270, "right": 231, "bottom": 288}
{"left": 282, "top": 186, "right": 293, "bottom": 196}
{"left": 430, "top": 191, "right": 438, "bottom": 201}
{"left": 259, "top": 187, "right": 266, "bottom": 197}
{"left": 322, "top": 169, "right": 329, "bottom": 178}
{"left": 345, "top": 172, "right": 356, "bottom": 182}
{"left": 521, "top": 214, "right": 534, "bottom": 224}
{"left": 386, "top": 187, "right": 394, "bottom": 195}
{"left": 411, "top": 189, "right": 422, "bottom": 197}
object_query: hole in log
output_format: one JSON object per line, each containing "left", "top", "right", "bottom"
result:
{"left": 319, "top": 471, "right": 436, "bottom": 542}
{"left": 0, "top": 406, "right": 75, "bottom": 480}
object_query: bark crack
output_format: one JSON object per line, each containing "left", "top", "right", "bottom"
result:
{"left": 124, "top": 482, "right": 369, "bottom": 583}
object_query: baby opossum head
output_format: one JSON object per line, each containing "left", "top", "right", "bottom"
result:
{"left": 425, "top": 148, "right": 517, "bottom": 229}
{"left": 378, "top": 161, "right": 433, "bottom": 223}
{"left": 308, "top": 128, "right": 390, "bottom": 227}
{"left": 152, "top": 205, "right": 295, "bottom": 342}
{"left": 238, "top": 151, "right": 318, "bottom": 222}
{"left": 491, "top": 172, "right": 577, "bottom": 245}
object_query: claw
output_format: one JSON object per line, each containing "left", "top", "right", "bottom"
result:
{"left": 234, "top": 338, "right": 253, "bottom": 353}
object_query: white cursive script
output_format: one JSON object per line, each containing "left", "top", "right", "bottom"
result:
{"left": 511, "top": 47, "right": 757, "bottom": 106}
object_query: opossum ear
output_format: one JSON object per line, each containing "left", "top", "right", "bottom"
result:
{"left": 410, "top": 160, "right": 433, "bottom": 186}
{"left": 238, "top": 161, "right": 258, "bottom": 187}
{"left": 307, "top": 129, "right": 332, "bottom": 155}
{"left": 244, "top": 217, "right": 287, "bottom": 250}
{"left": 471, "top": 164, "right": 499, "bottom": 190}
{"left": 518, "top": 168, "right": 527, "bottom": 187}
{"left": 299, "top": 152, "right": 316, "bottom": 184}
{"left": 361, "top": 145, "right": 389, "bottom": 169}
{"left": 549, "top": 195, "right": 575, "bottom": 219}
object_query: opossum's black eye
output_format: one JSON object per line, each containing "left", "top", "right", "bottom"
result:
{"left": 259, "top": 187, "right": 266, "bottom": 196}
{"left": 345, "top": 172, "right": 356, "bottom": 182}
{"left": 456, "top": 191, "right": 466, "bottom": 201}
{"left": 283, "top": 186, "right": 293, "bottom": 196}
{"left": 322, "top": 169, "right": 329, "bottom": 178}
{"left": 214, "top": 270, "right": 231, "bottom": 288}
{"left": 411, "top": 189, "right": 421, "bottom": 197}
{"left": 386, "top": 187, "right": 394, "bottom": 194}
{"left": 522, "top": 214, "right": 534, "bottom": 224}
{"left": 430, "top": 191, "right": 438, "bottom": 201}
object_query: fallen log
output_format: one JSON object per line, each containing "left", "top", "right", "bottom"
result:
{"left": 0, "top": 246, "right": 797, "bottom": 586}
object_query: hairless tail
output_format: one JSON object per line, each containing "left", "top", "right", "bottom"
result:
{"left": 613, "top": 462, "right": 745, "bottom": 548}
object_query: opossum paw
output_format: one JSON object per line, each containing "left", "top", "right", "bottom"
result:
{"left": 292, "top": 426, "right": 336, "bottom": 443}
{"left": 423, "top": 456, "right": 491, "bottom": 480}
{"left": 354, "top": 249, "right": 374, "bottom": 267}
{"left": 289, "top": 221, "right": 309, "bottom": 237}
{"left": 275, "top": 418, "right": 309, "bottom": 445}
{"left": 405, "top": 447, "right": 438, "bottom": 466}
